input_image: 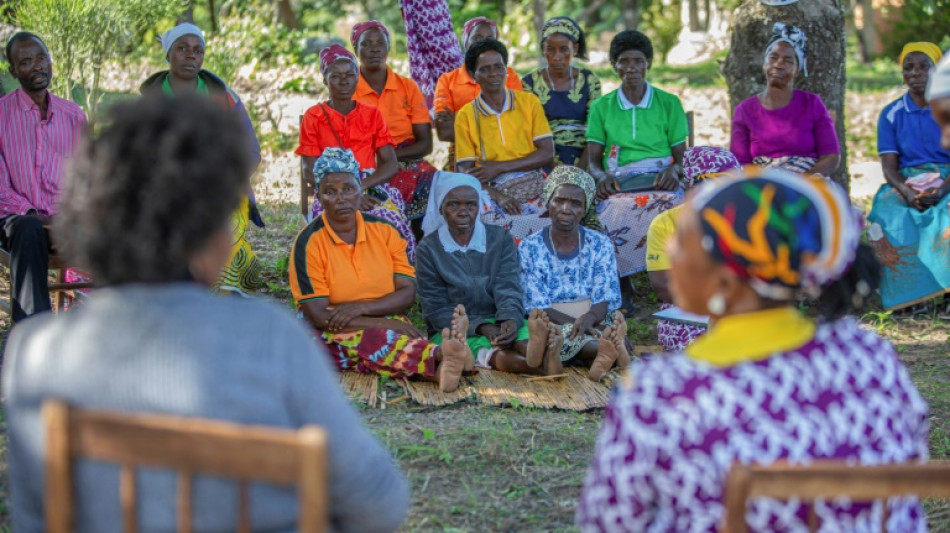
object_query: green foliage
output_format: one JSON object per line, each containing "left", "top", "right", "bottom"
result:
{"left": 881, "top": 0, "right": 950, "bottom": 61}
{"left": 641, "top": 0, "right": 684, "bottom": 62}
{"left": 12, "top": 0, "right": 181, "bottom": 124}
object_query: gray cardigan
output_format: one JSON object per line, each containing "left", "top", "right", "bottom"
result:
{"left": 416, "top": 225, "right": 524, "bottom": 337}
{"left": 2, "top": 284, "right": 408, "bottom": 533}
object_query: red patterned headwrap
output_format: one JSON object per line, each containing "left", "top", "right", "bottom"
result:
{"left": 462, "top": 17, "right": 498, "bottom": 49}
{"left": 319, "top": 44, "right": 357, "bottom": 77}
{"left": 351, "top": 21, "right": 390, "bottom": 51}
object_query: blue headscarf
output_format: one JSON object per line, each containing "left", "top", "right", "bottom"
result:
{"left": 313, "top": 147, "right": 360, "bottom": 188}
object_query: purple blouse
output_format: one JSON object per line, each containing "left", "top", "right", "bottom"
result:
{"left": 577, "top": 318, "right": 929, "bottom": 532}
{"left": 730, "top": 90, "right": 840, "bottom": 165}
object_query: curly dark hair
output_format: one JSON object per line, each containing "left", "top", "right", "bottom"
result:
{"left": 54, "top": 96, "right": 252, "bottom": 285}
{"left": 609, "top": 30, "right": 653, "bottom": 65}
{"left": 464, "top": 38, "right": 508, "bottom": 75}
{"left": 5, "top": 32, "right": 46, "bottom": 65}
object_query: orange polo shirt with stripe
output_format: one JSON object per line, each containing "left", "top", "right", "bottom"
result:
{"left": 433, "top": 65, "right": 523, "bottom": 114}
{"left": 354, "top": 67, "right": 430, "bottom": 146}
{"left": 289, "top": 211, "right": 414, "bottom": 306}
{"left": 295, "top": 101, "right": 394, "bottom": 169}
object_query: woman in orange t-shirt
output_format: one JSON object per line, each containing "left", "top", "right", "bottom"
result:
{"left": 296, "top": 44, "right": 417, "bottom": 260}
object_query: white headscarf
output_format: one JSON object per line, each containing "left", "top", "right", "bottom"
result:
{"left": 927, "top": 52, "right": 950, "bottom": 102}
{"left": 422, "top": 170, "right": 488, "bottom": 237}
{"left": 161, "top": 23, "right": 205, "bottom": 57}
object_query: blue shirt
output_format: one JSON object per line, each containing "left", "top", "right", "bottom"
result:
{"left": 877, "top": 93, "right": 950, "bottom": 169}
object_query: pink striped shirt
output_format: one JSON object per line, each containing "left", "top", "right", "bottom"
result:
{"left": 0, "top": 88, "right": 87, "bottom": 217}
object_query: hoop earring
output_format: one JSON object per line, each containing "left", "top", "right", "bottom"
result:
{"left": 706, "top": 293, "right": 726, "bottom": 316}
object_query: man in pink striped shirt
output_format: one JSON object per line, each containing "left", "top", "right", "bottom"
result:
{"left": 0, "top": 32, "right": 87, "bottom": 321}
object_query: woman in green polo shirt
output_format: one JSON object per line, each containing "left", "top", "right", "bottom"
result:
{"left": 586, "top": 30, "right": 688, "bottom": 312}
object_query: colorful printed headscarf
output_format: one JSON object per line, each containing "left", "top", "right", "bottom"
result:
{"left": 540, "top": 17, "right": 581, "bottom": 43}
{"left": 462, "top": 17, "right": 498, "bottom": 50}
{"left": 899, "top": 42, "right": 942, "bottom": 68}
{"left": 683, "top": 146, "right": 741, "bottom": 185}
{"left": 544, "top": 166, "right": 596, "bottom": 209}
{"left": 319, "top": 44, "right": 358, "bottom": 77}
{"left": 928, "top": 53, "right": 950, "bottom": 102}
{"left": 765, "top": 22, "right": 807, "bottom": 77}
{"left": 313, "top": 147, "right": 360, "bottom": 188}
{"left": 351, "top": 21, "right": 390, "bottom": 51}
{"left": 690, "top": 168, "right": 860, "bottom": 300}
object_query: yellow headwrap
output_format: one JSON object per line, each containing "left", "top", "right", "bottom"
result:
{"left": 899, "top": 42, "right": 942, "bottom": 68}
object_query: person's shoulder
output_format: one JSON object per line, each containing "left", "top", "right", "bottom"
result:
{"left": 485, "top": 224, "right": 515, "bottom": 241}
{"left": 648, "top": 206, "right": 678, "bottom": 233}
{"left": 302, "top": 101, "right": 328, "bottom": 120}
{"left": 362, "top": 212, "right": 402, "bottom": 235}
{"left": 293, "top": 215, "right": 330, "bottom": 246}
{"left": 520, "top": 230, "right": 544, "bottom": 249}
{"left": 650, "top": 85, "right": 684, "bottom": 107}
{"left": 354, "top": 101, "right": 383, "bottom": 117}
{"left": 590, "top": 88, "right": 618, "bottom": 109}
{"left": 49, "top": 93, "right": 85, "bottom": 119}
{"left": 583, "top": 227, "right": 614, "bottom": 248}
{"left": 879, "top": 94, "right": 907, "bottom": 124}
{"left": 456, "top": 100, "right": 476, "bottom": 118}
{"left": 735, "top": 94, "right": 760, "bottom": 111}
{"left": 795, "top": 89, "right": 829, "bottom": 109}
{"left": 514, "top": 89, "right": 543, "bottom": 107}
{"left": 611, "top": 352, "right": 710, "bottom": 415}
{"left": 417, "top": 231, "right": 440, "bottom": 253}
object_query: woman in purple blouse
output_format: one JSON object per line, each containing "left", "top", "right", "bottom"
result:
{"left": 577, "top": 168, "right": 929, "bottom": 532}
{"left": 730, "top": 23, "right": 840, "bottom": 177}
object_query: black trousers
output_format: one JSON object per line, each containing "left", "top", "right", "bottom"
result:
{"left": 0, "top": 215, "right": 51, "bottom": 322}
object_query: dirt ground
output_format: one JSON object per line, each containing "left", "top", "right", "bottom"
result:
{"left": 0, "top": 83, "right": 946, "bottom": 531}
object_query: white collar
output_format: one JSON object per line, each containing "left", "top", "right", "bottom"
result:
{"left": 438, "top": 221, "right": 487, "bottom": 253}
{"left": 617, "top": 82, "right": 653, "bottom": 110}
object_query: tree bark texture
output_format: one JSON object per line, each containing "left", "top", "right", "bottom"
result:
{"left": 275, "top": 0, "right": 300, "bottom": 30}
{"left": 721, "top": 0, "right": 849, "bottom": 189}
{"left": 622, "top": 0, "right": 640, "bottom": 29}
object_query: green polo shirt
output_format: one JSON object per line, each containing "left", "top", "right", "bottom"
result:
{"left": 586, "top": 84, "right": 688, "bottom": 167}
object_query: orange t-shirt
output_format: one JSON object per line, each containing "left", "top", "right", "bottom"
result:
{"left": 289, "top": 212, "right": 415, "bottom": 306}
{"left": 433, "top": 65, "right": 523, "bottom": 114}
{"left": 354, "top": 67, "right": 430, "bottom": 146}
{"left": 295, "top": 101, "right": 394, "bottom": 169}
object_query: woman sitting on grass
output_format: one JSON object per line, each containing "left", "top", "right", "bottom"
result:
{"left": 416, "top": 172, "right": 563, "bottom": 375}
{"left": 290, "top": 148, "right": 473, "bottom": 392}
{"left": 519, "top": 166, "right": 630, "bottom": 381}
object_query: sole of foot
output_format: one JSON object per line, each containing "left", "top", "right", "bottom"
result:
{"left": 612, "top": 310, "right": 632, "bottom": 369}
{"left": 589, "top": 326, "right": 619, "bottom": 382}
{"left": 525, "top": 308, "right": 548, "bottom": 368}
{"left": 438, "top": 329, "right": 466, "bottom": 393}
{"left": 543, "top": 324, "right": 565, "bottom": 375}
{"left": 451, "top": 305, "right": 474, "bottom": 371}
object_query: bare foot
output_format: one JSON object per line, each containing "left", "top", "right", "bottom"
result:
{"left": 612, "top": 311, "right": 632, "bottom": 369}
{"left": 451, "top": 304, "right": 469, "bottom": 343}
{"left": 525, "top": 308, "right": 548, "bottom": 368}
{"left": 589, "top": 326, "right": 619, "bottom": 382}
{"left": 438, "top": 328, "right": 466, "bottom": 392}
{"left": 451, "top": 305, "right": 474, "bottom": 371}
{"left": 543, "top": 324, "right": 564, "bottom": 375}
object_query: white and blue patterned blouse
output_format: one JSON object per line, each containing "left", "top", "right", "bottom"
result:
{"left": 519, "top": 227, "right": 622, "bottom": 312}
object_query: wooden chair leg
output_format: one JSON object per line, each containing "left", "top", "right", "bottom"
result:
{"left": 52, "top": 268, "right": 65, "bottom": 313}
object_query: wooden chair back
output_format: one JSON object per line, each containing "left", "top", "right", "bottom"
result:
{"left": 43, "top": 400, "right": 328, "bottom": 533}
{"left": 0, "top": 250, "right": 94, "bottom": 314}
{"left": 299, "top": 114, "right": 314, "bottom": 222}
{"left": 721, "top": 460, "right": 950, "bottom": 533}
{"left": 686, "top": 110, "right": 695, "bottom": 148}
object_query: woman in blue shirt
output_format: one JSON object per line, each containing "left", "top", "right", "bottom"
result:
{"left": 868, "top": 42, "right": 950, "bottom": 313}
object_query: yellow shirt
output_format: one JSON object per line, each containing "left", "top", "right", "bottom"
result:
{"left": 454, "top": 89, "right": 552, "bottom": 165}
{"left": 646, "top": 206, "right": 681, "bottom": 272}
{"left": 289, "top": 212, "right": 414, "bottom": 305}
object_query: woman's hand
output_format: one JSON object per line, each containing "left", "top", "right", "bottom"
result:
{"left": 570, "top": 312, "right": 599, "bottom": 341}
{"left": 487, "top": 187, "right": 522, "bottom": 215}
{"left": 326, "top": 302, "right": 371, "bottom": 332}
{"left": 491, "top": 319, "right": 519, "bottom": 346}
{"left": 379, "top": 318, "right": 427, "bottom": 339}
{"left": 595, "top": 176, "right": 620, "bottom": 200}
{"left": 360, "top": 195, "right": 382, "bottom": 211}
{"left": 655, "top": 164, "right": 683, "bottom": 191}
{"left": 468, "top": 161, "right": 507, "bottom": 183}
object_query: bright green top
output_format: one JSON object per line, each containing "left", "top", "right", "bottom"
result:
{"left": 586, "top": 83, "right": 688, "bottom": 167}
{"left": 161, "top": 74, "right": 209, "bottom": 96}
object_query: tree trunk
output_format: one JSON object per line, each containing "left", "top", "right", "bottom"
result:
{"left": 208, "top": 0, "right": 218, "bottom": 33}
{"left": 858, "top": 0, "right": 876, "bottom": 61}
{"left": 721, "top": 0, "right": 849, "bottom": 189}
{"left": 703, "top": 0, "right": 712, "bottom": 31}
{"left": 275, "top": 0, "right": 300, "bottom": 30}
{"left": 534, "top": 0, "right": 546, "bottom": 59}
{"left": 689, "top": 0, "right": 702, "bottom": 31}
{"left": 580, "top": 0, "right": 609, "bottom": 27}
{"left": 622, "top": 0, "right": 640, "bottom": 29}
{"left": 178, "top": 0, "right": 195, "bottom": 23}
